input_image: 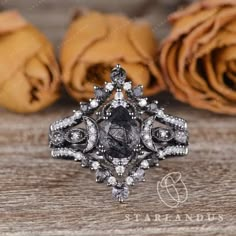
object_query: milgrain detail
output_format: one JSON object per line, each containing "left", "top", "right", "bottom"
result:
{"left": 50, "top": 111, "right": 83, "bottom": 131}
{"left": 51, "top": 148, "right": 85, "bottom": 161}
{"left": 161, "top": 114, "right": 187, "bottom": 130}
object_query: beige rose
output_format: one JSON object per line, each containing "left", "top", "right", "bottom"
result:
{"left": 160, "top": 0, "right": 236, "bottom": 115}
{"left": 60, "top": 10, "right": 165, "bottom": 101}
{"left": 0, "top": 10, "right": 60, "bottom": 113}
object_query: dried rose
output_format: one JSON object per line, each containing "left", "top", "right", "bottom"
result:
{"left": 60, "top": 10, "right": 165, "bottom": 101}
{"left": 160, "top": 0, "right": 236, "bottom": 115}
{"left": 0, "top": 10, "right": 60, "bottom": 113}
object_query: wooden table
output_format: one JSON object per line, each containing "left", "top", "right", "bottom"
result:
{"left": 0, "top": 1, "right": 235, "bottom": 235}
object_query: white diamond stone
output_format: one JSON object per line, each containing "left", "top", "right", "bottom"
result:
{"left": 112, "top": 100, "right": 127, "bottom": 108}
{"left": 74, "top": 152, "right": 83, "bottom": 161}
{"left": 123, "top": 82, "right": 132, "bottom": 91}
{"left": 115, "top": 165, "right": 125, "bottom": 176}
{"left": 184, "top": 122, "right": 188, "bottom": 130}
{"left": 147, "top": 141, "right": 152, "bottom": 147}
{"left": 107, "top": 176, "right": 117, "bottom": 186}
{"left": 114, "top": 91, "right": 124, "bottom": 100}
{"left": 159, "top": 129, "right": 168, "bottom": 138}
{"left": 89, "top": 127, "right": 96, "bottom": 134}
{"left": 112, "top": 158, "right": 120, "bottom": 165}
{"left": 146, "top": 119, "right": 153, "bottom": 126}
{"left": 105, "top": 82, "right": 114, "bottom": 91}
{"left": 158, "top": 150, "right": 165, "bottom": 159}
{"left": 138, "top": 99, "right": 147, "bottom": 107}
{"left": 91, "top": 161, "right": 100, "bottom": 170}
{"left": 156, "top": 109, "right": 164, "bottom": 118}
{"left": 120, "top": 100, "right": 127, "bottom": 107}
{"left": 73, "top": 110, "right": 82, "bottom": 119}
{"left": 121, "top": 158, "right": 129, "bottom": 165}
{"left": 126, "top": 176, "right": 134, "bottom": 185}
{"left": 112, "top": 100, "right": 119, "bottom": 108}
{"left": 185, "top": 147, "right": 189, "bottom": 155}
{"left": 140, "top": 160, "right": 149, "bottom": 169}
{"left": 90, "top": 99, "right": 99, "bottom": 108}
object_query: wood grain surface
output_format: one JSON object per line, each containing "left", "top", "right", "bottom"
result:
{"left": 0, "top": 0, "right": 235, "bottom": 235}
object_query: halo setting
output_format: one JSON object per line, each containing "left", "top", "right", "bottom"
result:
{"left": 49, "top": 65, "right": 189, "bottom": 202}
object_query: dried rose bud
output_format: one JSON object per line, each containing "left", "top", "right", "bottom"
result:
{"left": 160, "top": 0, "right": 236, "bottom": 115}
{"left": 60, "top": 10, "right": 165, "bottom": 101}
{"left": 0, "top": 11, "right": 60, "bottom": 113}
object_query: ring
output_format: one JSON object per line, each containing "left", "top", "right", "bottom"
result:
{"left": 49, "top": 64, "right": 189, "bottom": 202}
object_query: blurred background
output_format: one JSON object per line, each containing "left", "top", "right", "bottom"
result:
{"left": 0, "top": 0, "right": 195, "bottom": 49}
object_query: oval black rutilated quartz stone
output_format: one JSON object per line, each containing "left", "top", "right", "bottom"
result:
{"left": 99, "top": 106, "right": 140, "bottom": 159}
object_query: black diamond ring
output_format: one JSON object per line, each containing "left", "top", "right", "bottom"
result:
{"left": 49, "top": 64, "right": 189, "bottom": 202}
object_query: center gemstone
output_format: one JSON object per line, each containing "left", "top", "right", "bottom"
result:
{"left": 99, "top": 106, "right": 140, "bottom": 159}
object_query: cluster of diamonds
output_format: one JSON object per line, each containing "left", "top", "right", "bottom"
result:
{"left": 49, "top": 64, "right": 189, "bottom": 202}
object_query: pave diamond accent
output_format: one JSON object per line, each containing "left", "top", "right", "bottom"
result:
{"left": 50, "top": 116, "right": 78, "bottom": 131}
{"left": 74, "top": 152, "right": 83, "bottom": 161}
{"left": 126, "top": 176, "right": 134, "bottom": 185}
{"left": 138, "top": 98, "right": 147, "bottom": 107}
{"left": 73, "top": 110, "right": 83, "bottom": 119}
{"left": 91, "top": 161, "right": 100, "bottom": 170}
{"left": 115, "top": 165, "right": 125, "bottom": 176}
{"left": 123, "top": 82, "right": 132, "bottom": 91}
{"left": 51, "top": 148, "right": 85, "bottom": 160}
{"left": 107, "top": 176, "right": 117, "bottom": 186}
{"left": 80, "top": 102, "right": 89, "bottom": 112}
{"left": 105, "top": 82, "right": 114, "bottom": 91}
{"left": 90, "top": 99, "right": 99, "bottom": 108}
{"left": 140, "top": 160, "right": 149, "bottom": 169}
{"left": 163, "top": 115, "right": 187, "bottom": 130}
